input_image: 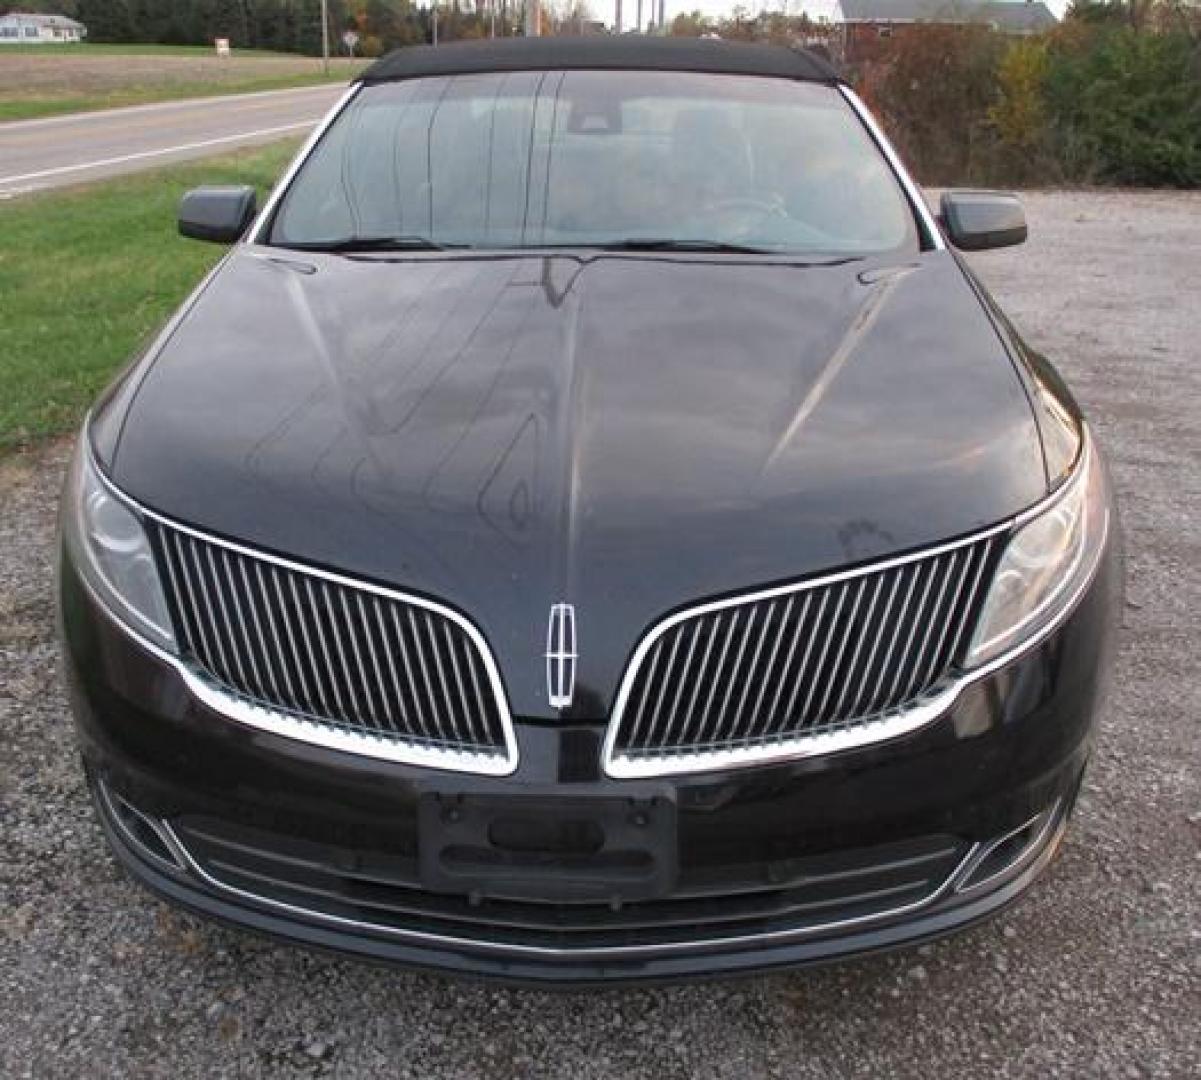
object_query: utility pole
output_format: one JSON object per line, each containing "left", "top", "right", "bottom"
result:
{"left": 657, "top": 0, "right": 665, "bottom": 33}
{"left": 320, "top": 0, "right": 329, "bottom": 74}
{"left": 636, "top": 0, "right": 642, "bottom": 33}
{"left": 615, "top": 0, "right": 622, "bottom": 33}
{"left": 433, "top": 3, "right": 439, "bottom": 45}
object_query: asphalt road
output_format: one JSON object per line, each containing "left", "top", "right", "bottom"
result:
{"left": 0, "top": 83, "right": 344, "bottom": 198}
{"left": 1, "top": 191, "right": 1198, "bottom": 1077}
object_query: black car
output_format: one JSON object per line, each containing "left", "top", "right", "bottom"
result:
{"left": 59, "top": 37, "right": 1120, "bottom": 984}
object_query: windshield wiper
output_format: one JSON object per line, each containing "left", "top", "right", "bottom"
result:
{"left": 597, "top": 238, "right": 775, "bottom": 255}
{"left": 280, "top": 235, "right": 452, "bottom": 253}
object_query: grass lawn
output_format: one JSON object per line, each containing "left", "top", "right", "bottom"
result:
{"left": 0, "top": 70, "right": 353, "bottom": 122}
{"left": 0, "top": 139, "right": 299, "bottom": 454}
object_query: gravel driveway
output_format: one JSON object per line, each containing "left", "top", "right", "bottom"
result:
{"left": 2, "top": 190, "right": 1198, "bottom": 1078}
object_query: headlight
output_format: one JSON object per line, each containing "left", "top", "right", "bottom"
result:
{"left": 966, "top": 429, "right": 1109, "bottom": 668}
{"left": 62, "top": 433, "right": 177, "bottom": 652}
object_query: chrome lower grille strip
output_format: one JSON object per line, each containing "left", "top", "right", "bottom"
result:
{"left": 604, "top": 527, "right": 1007, "bottom": 778}
{"left": 159, "top": 817, "right": 983, "bottom": 960}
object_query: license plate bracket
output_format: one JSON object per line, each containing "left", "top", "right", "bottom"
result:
{"left": 418, "top": 790, "right": 677, "bottom": 904}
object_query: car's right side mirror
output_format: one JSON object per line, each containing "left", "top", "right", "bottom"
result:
{"left": 178, "top": 185, "right": 257, "bottom": 244}
{"left": 939, "top": 190, "right": 1027, "bottom": 251}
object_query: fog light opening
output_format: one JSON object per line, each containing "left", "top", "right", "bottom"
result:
{"left": 956, "top": 801, "right": 1061, "bottom": 894}
{"left": 97, "top": 778, "right": 188, "bottom": 874}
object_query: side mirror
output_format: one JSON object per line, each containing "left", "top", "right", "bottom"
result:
{"left": 178, "top": 185, "right": 257, "bottom": 243}
{"left": 939, "top": 190, "right": 1027, "bottom": 251}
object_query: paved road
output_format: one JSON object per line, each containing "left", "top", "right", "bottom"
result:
{"left": 0, "top": 83, "right": 345, "bottom": 198}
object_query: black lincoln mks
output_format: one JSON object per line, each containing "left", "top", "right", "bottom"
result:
{"left": 59, "top": 37, "right": 1120, "bottom": 984}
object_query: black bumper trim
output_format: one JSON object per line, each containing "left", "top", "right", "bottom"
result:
{"left": 92, "top": 771, "right": 1074, "bottom": 985}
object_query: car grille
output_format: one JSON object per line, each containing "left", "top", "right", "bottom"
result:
{"left": 152, "top": 521, "right": 514, "bottom": 770}
{"left": 607, "top": 529, "right": 1005, "bottom": 774}
{"left": 170, "top": 813, "right": 970, "bottom": 956}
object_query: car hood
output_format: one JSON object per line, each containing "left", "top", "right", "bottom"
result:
{"left": 108, "top": 247, "right": 1047, "bottom": 718}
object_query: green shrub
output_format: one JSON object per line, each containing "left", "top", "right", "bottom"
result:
{"left": 1043, "top": 24, "right": 1201, "bottom": 186}
{"left": 849, "top": 2, "right": 1200, "bottom": 188}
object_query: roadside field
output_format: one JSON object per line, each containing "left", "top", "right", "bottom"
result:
{"left": 0, "top": 43, "right": 310, "bottom": 58}
{"left": 0, "top": 140, "right": 299, "bottom": 453}
{"left": 0, "top": 51, "right": 361, "bottom": 121}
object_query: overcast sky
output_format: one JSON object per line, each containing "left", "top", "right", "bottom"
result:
{"left": 599, "top": 0, "right": 1071, "bottom": 29}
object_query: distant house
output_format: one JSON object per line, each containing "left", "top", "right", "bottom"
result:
{"left": 832, "top": 0, "right": 1057, "bottom": 64}
{"left": 0, "top": 12, "right": 87, "bottom": 44}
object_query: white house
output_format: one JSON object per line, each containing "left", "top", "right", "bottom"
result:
{"left": 0, "top": 12, "right": 87, "bottom": 44}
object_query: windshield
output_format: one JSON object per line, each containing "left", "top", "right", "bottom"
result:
{"left": 269, "top": 71, "right": 919, "bottom": 256}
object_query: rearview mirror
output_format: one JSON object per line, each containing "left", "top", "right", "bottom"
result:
{"left": 939, "top": 190, "right": 1027, "bottom": 251}
{"left": 178, "top": 185, "right": 257, "bottom": 244}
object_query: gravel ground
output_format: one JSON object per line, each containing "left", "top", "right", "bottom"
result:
{"left": 2, "top": 190, "right": 1198, "bottom": 1078}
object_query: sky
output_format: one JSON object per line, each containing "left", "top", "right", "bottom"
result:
{"left": 597, "top": 0, "right": 1071, "bottom": 30}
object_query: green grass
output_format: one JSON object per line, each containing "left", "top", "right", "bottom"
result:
{"left": 0, "top": 139, "right": 300, "bottom": 454}
{"left": 0, "top": 70, "right": 355, "bottom": 122}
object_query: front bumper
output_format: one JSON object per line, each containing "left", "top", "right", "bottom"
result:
{"left": 60, "top": 536, "right": 1118, "bottom": 985}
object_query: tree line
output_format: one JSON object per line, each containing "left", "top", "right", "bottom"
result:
{"left": 0, "top": 1, "right": 563, "bottom": 55}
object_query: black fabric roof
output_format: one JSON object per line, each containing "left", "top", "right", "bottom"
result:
{"left": 361, "top": 36, "right": 839, "bottom": 85}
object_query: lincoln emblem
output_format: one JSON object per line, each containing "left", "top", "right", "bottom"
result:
{"left": 545, "top": 603, "right": 577, "bottom": 709}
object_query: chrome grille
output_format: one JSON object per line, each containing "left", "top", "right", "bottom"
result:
{"left": 152, "top": 521, "right": 515, "bottom": 772}
{"left": 606, "top": 530, "right": 1005, "bottom": 776}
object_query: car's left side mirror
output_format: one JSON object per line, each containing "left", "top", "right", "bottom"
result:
{"left": 939, "top": 190, "right": 1027, "bottom": 251}
{"left": 178, "top": 185, "right": 257, "bottom": 244}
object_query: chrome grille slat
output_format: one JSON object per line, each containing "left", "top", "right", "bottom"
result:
{"left": 373, "top": 596, "right": 413, "bottom": 731}
{"left": 255, "top": 564, "right": 303, "bottom": 711}
{"left": 222, "top": 550, "right": 267, "bottom": 699}
{"left": 203, "top": 544, "right": 252, "bottom": 694}
{"left": 844, "top": 569, "right": 901, "bottom": 719}
{"left": 153, "top": 520, "right": 513, "bottom": 770}
{"left": 882, "top": 558, "right": 940, "bottom": 706}
{"left": 609, "top": 532, "right": 1003, "bottom": 769}
{"left": 178, "top": 535, "right": 230, "bottom": 680}
{"left": 902, "top": 551, "right": 960, "bottom": 703}
{"left": 714, "top": 605, "right": 759, "bottom": 742}
{"left": 237, "top": 560, "right": 281, "bottom": 704}
{"left": 665, "top": 622, "right": 703, "bottom": 749}
{"left": 308, "top": 579, "right": 352, "bottom": 721}
{"left": 695, "top": 610, "right": 742, "bottom": 747}
{"left": 727, "top": 599, "right": 775, "bottom": 742}
{"left": 623, "top": 638, "right": 665, "bottom": 751}
{"left": 645, "top": 629, "right": 686, "bottom": 749}
{"left": 742, "top": 593, "right": 796, "bottom": 741}
{"left": 860, "top": 563, "right": 920, "bottom": 717}
{"left": 795, "top": 582, "right": 849, "bottom": 729}
{"left": 829, "top": 574, "right": 886, "bottom": 722}
{"left": 355, "top": 593, "right": 395, "bottom": 734}
{"left": 407, "top": 608, "right": 449, "bottom": 744}
{"left": 766, "top": 591, "right": 819, "bottom": 738}
{"left": 288, "top": 573, "right": 332, "bottom": 717}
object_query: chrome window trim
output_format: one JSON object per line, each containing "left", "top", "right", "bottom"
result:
{"left": 81, "top": 436, "right": 519, "bottom": 777}
{"left": 159, "top": 817, "right": 981, "bottom": 961}
{"left": 839, "top": 84, "right": 945, "bottom": 252}
{"left": 603, "top": 435, "right": 1107, "bottom": 779}
{"left": 246, "top": 81, "right": 363, "bottom": 247}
